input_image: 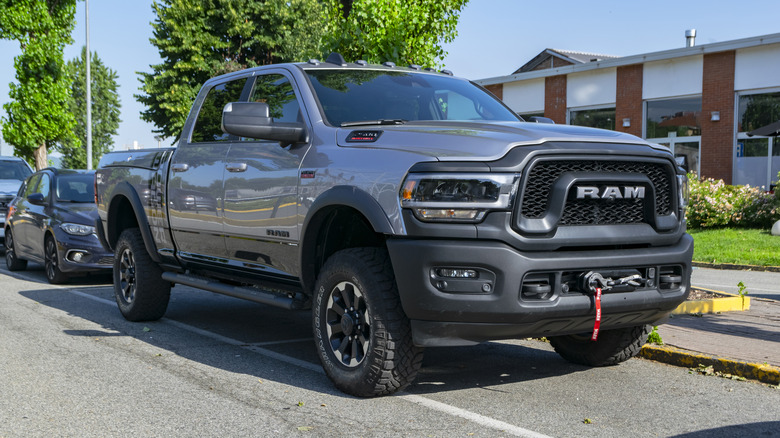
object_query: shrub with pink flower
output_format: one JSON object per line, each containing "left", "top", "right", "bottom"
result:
{"left": 686, "top": 172, "right": 780, "bottom": 229}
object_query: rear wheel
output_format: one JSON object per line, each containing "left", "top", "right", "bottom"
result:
{"left": 45, "top": 235, "right": 69, "bottom": 284}
{"left": 4, "top": 229, "right": 27, "bottom": 271}
{"left": 313, "top": 248, "right": 423, "bottom": 397}
{"left": 549, "top": 324, "right": 651, "bottom": 366}
{"left": 113, "top": 228, "right": 171, "bottom": 321}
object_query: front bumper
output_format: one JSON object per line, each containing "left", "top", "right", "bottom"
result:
{"left": 387, "top": 234, "right": 693, "bottom": 347}
{"left": 54, "top": 229, "right": 114, "bottom": 273}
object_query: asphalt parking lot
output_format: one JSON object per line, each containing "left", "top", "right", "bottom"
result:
{"left": 2, "top": 256, "right": 780, "bottom": 437}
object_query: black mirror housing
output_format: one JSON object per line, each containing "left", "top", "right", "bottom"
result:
{"left": 222, "top": 102, "right": 307, "bottom": 144}
{"left": 27, "top": 192, "right": 45, "bottom": 205}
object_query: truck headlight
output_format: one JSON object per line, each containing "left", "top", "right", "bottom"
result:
{"left": 61, "top": 223, "right": 96, "bottom": 236}
{"left": 677, "top": 174, "right": 689, "bottom": 209}
{"left": 400, "top": 173, "right": 518, "bottom": 222}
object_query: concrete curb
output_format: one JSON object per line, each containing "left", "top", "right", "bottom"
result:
{"left": 673, "top": 287, "right": 750, "bottom": 314}
{"left": 693, "top": 261, "right": 780, "bottom": 273}
{"left": 639, "top": 344, "right": 780, "bottom": 386}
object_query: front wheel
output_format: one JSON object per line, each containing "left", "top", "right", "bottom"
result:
{"left": 45, "top": 236, "right": 69, "bottom": 284}
{"left": 549, "top": 324, "right": 651, "bottom": 366}
{"left": 113, "top": 228, "right": 171, "bottom": 321}
{"left": 313, "top": 248, "right": 423, "bottom": 397}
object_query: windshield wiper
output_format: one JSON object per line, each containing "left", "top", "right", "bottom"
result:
{"left": 340, "top": 119, "right": 406, "bottom": 127}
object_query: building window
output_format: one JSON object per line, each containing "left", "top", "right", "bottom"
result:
{"left": 735, "top": 90, "right": 780, "bottom": 189}
{"left": 645, "top": 97, "right": 702, "bottom": 138}
{"left": 738, "top": 91, "right": 780, "bottom": 133}
{"left": 569, "top": 107, "right": 615, "bottom": 130}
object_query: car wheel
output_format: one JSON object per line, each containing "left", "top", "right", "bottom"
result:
{"left": 113, "top": 228, "right": 171, "bottom": 321}
{"left": 45, "top": 235, "right": 69, "bottom": 284}
{"left": 549, "top": 324, "right": 651, "bottom": 366}
{"left": 313, "top": 247, "right": 423, "bottom": 397}
{"left": 4, "top": 229, "right": 28, "bottom": 271}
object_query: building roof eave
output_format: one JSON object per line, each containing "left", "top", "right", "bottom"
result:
{"left": 477, "top": 32, "right": 780, "bottom": 86}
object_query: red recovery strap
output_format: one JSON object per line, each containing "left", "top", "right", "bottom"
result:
{"left": 591, "top": 287, "right": 602, "bottom": 341}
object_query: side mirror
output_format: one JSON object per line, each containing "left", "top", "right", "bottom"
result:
{"left": 28, "top": 192, "right": 45, "bottom": 205}
{"left": 528, "top": 116, "right": 555, "bottom": 124}
{"left": 222, "top": 102, "right": 308, "bottom": 144}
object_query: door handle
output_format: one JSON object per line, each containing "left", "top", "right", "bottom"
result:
{"left": 171, "top": 163, "right": 189, "bottom": 172}
{"left": 225, "top": 163, "right": 248, "bottom": 172}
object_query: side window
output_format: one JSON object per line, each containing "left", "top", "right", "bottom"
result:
{"left": 23, "top": 175, "right": 41, "bottom": 197}
{"left": 249, "top": 74, "right": 301, "bottom": 124}
{"left": 191, "top": 78, "right": 248, "bottom": 143}
{"left": 37, "top": 174, "right": 51, "bottom": 202}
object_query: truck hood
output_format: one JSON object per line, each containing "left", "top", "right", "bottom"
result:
{"left": 336, "top": 121, "right": 661, "bottom": 161}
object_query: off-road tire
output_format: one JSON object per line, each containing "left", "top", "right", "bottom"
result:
{"left": 113, "top": 228, "right": 171, "bottom": 321}
{"left": 313, "top": 247, "right": 423, "bottom": 397}
{"left": 4, "top": 229, "right": 28, "bottom": 271}
{"left": 549, "top": 324, "right": 651, "bottom": 366}
{"left": 45, "top": 235, "right": 69, "bottom": 284}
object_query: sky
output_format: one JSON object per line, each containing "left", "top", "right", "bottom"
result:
{"left": 1, "top": 0, "right": 779, "bottom": 156}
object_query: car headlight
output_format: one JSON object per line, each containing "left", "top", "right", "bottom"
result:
{"left": 400, "top": 173, "right": 519, "bottom": 222}
{"left": 60, "top": 223, "right": 96, "bottom": 236}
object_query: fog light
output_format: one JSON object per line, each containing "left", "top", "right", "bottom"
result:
{"left": 435, "top": 268, "right": 478, "bottom": 279}
{"left": 70, "top": 251, "right": 85, "bottom": 262}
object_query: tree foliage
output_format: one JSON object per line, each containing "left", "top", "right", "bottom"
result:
{"left": 324, "top": 0, "right": 468, "bottom": 69}
{"left": 137, "top": 0, "right": 326, "bottom": 140}
{"left": 138, "top": 0, "right": 469, "bottom": 141}
{"left": 0, "top": 0, "right": 77, "bottom": 170}
{"left": 59, "top": 47, "right": 121, "bottom": 169}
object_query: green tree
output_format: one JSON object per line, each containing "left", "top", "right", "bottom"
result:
{"left": 0, "top": 0, "right": 77, "bottom": 170}
{"left": 324, "top": 0, "right": 468, "bottom": 69}
{"left": 60, "top": 47, "right": 121, "bottom": 169}
{"left": 137, "top": 0, "right": 325, "bottom": 140}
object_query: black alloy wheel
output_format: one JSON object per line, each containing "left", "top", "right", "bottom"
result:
{"left": 44, "top": 236, "right": 68, "bottom": 284}
{"left": 4, "top": 229, "right": 28, "bottom": 271}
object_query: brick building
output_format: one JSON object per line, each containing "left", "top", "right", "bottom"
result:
{"left": 476, "top": 33, "right": 780, "bottom": 188}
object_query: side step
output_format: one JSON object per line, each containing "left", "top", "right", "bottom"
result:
{"left": 161, "top": 272, "right": 298, "bottom": 310}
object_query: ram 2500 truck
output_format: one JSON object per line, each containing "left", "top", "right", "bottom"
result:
{"left": 95, "top": 54, "right": 693, "bottom": 397}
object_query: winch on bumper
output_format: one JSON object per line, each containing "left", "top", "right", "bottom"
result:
{"left": 387, "top": 233, "right": 693, "bottom": 347}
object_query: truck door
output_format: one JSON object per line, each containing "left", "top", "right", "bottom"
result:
{"left": 168, "top": 77, "right": 249, "bottom": 263}
{"left": 222, "top": 72, "right": 309, "bottom": 278}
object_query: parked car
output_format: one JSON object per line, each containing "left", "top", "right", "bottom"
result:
{"left": 4, "top": 168, "right": 113, "bottom": 283}
{"left": 0, "top": 156, "right": 34, "bottom": 244}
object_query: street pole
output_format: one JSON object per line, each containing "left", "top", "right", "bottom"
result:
{"left": 85, "top": 0, "right": 92, "bottom": 170}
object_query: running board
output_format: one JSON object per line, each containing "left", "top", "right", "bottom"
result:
{"left": 161, "top": 271, "right": 297, "bottom": 310}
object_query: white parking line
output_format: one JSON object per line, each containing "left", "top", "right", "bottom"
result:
{"left": 59, "top": 283, "right": 550, "bottom": 437}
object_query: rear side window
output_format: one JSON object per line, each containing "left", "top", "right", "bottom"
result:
{"left": 191, "top": 78, "right": 247, "bottom": 143}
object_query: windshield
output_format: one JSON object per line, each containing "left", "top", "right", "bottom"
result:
{"left": 56, "top": 174, "right": 95, "bottom": 203}
{"left": 0, "top": 161, "right": 32, "bottom": 181}
{"left": 305, "top": 69, "right": 520, "bottom": 126}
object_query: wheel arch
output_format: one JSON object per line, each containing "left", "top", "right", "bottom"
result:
{"left": 105, "top": 182, "right": 161, "bottom": 263}
{"left": 299, "top": 186, "right": 394, "bottom": 294}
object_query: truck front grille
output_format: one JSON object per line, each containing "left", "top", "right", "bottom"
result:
{"left": 520, "top": 159, "right": 674, "bottom": 226}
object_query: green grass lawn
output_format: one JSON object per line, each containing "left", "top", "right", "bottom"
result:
{"left": 688, "top": 228, "right": 780, "bottom": 267}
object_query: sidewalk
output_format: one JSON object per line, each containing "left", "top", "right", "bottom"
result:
{"left": 639, "top": 267, "right": 780, "bottom": 385}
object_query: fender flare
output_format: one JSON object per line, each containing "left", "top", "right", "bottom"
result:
{"left": 106, "top": 181, "right": 161, "bottom": 263}
{"left": 299, "top": 185, "right": 394, "bottom": 291}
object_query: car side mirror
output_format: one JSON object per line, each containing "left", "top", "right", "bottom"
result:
{"left": 528, "top": 116, "right": 555, "bottom": 124}
{"left": 222, "top": 102, "right": 308, "bottom": 145}
{"left": 27, "top": 192, "right": 45, "bottom": 205}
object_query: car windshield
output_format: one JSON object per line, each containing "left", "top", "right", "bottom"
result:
{"left": 0, "top": 161, "right": 33, "bottom": 181}
{"left": 305, "top": 69, "right": 520, "bottom": 127}
{"left": 56, "top": 174, "right": 95, "bottom": 203}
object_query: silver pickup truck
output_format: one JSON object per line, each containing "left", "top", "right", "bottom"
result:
{"left": 96, "top": 53, "right": 693, "bottom": 397}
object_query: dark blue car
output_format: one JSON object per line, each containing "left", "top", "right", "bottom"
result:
{"left": 4, "top": 168, "right": 113, "bottom": 284}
